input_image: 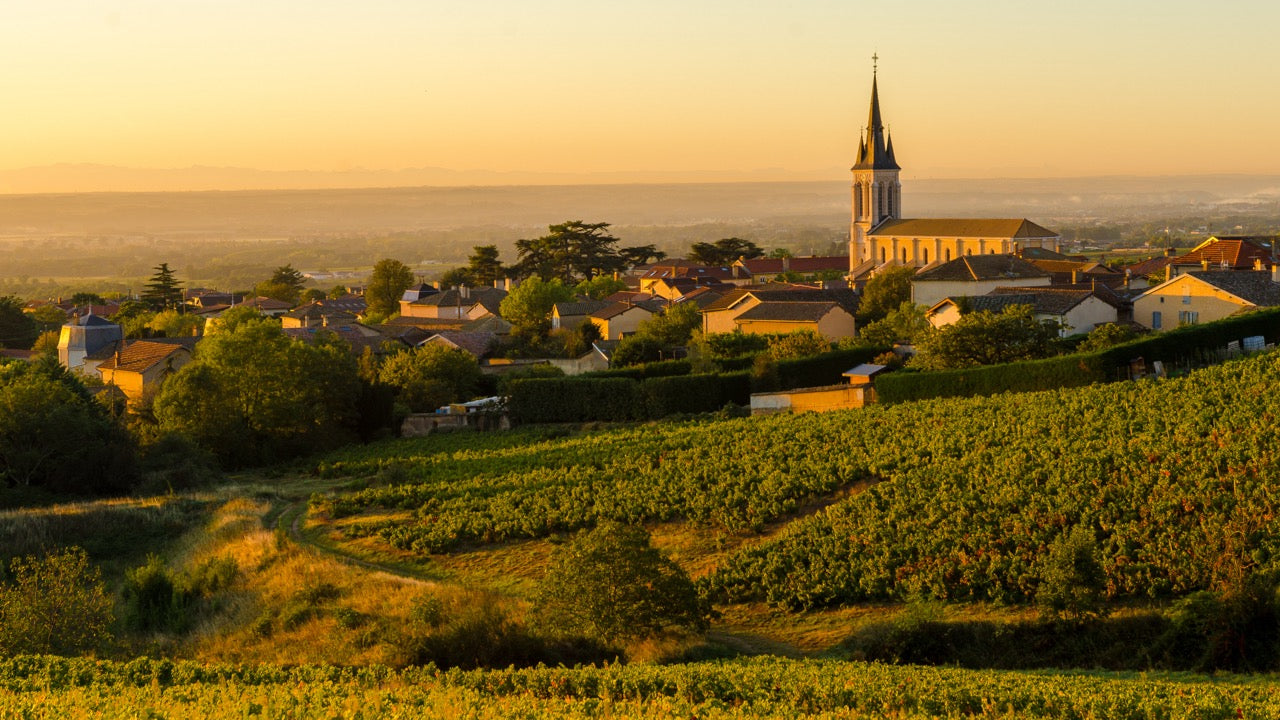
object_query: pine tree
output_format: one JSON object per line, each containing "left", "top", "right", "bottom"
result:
{"left": 141, "top": 263, "right": 183, "bottom": 310}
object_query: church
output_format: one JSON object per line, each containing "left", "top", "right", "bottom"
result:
{"left": 848, "top": 65, "right": 1061, "bottom": 277}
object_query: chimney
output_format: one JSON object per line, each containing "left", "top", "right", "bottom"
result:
{"left": 1255, "top": 258, "right": 1265, "bottom": 271}
{"left": 1201, "top": 259, "right": 1210, "bottom": 272}
{"left": 1165, "top": 247, "right": 1175, "bottom": 257}
{"left": 460, "top": 285, "right": 470, "bottom": 300}
{"left": 1273, "top": 263, "right": 1280, "bottom": 284}
{"left": 504, "top": 277, "right": 512, "bottom": 291}
{"left": 1124, "top": 269, "right": 1131, "bottom": 290}
{"left": 1165, "top": 265, "right": 1173, "bottom": 282}
{"left": 432, "top": 281, "right": 441, "bottom": 290}
{"left": 1071, "top": 270, "right": 1080, "bottom": 284}
{"left": 782, "top": 256, "right": 790, "bottom": 272}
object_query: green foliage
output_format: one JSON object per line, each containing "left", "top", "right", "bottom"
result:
{"left": 688, "top": 237, "right": 762, "bottom": 266}
{"left": 1037, "top": 527, "right": 1109, "bottom": 621}
{"left": 573, "top": 275, "right": 628, "bottom": 300}
{"left": 1158, "top": 578, "right": 1280, "bottom": 672}
{"left": 505, "top": 377, "right": 644, "bottom": 424}
{"left": 146, "top": 309, "right": 201, "bottom": 338}
{"left": 377, "top": 344, "right": 483, "bottom": 413}
{"left": 513, "top": 220, "right": 625, "bottom": 282}
{"left": 912, "top": 304, "right": 1062, "bottom": 370}
{"left": 254, "top": 265, "right": 307, "bottom": 304}
{"left": 141, "top": 263, "right": 183, "bottom": 311}
{"left": 857, "top": 301, "right": 932, "bottom": 346}
{"left": 764, "top": 329, "right": 831, "bottom": 360}
{"left": 0, "top": 547, "right": 113, "bottom": 655}
{"left": 498, "top": 276, "right": 575, "bottom": 338}
{"left": 0, "top": 359, "right": 137, "bottom": 493}
{"left": 1078, "top": 322, "right": 1142, "bottom": 353}
{"left": 709, "top": 352, "right": 1280, "bottom": 609}
{"left": 534, "top": 522, "right": 710, "bottom": 642}
{"left": 466, "top": 245, "right": 506, "bottom": 287}
{"left": 857, "top": 265, "right": 915, "bottom": 323}
{"left": 0, "top": 296, "right": 39, "bottom": 350}
{"left": 153, "top": 317, "right": 361, "bottom": 467}
{"left": 69, "top": 291, "right": 106, "bottom": 306}
{"left": 364, "top": 258, "right": 414, "bottom": 317}
{"left": 610, "top": 335, "right": 667, "bottom": 367}
{"left": 30, "top": 330, "right": 60, "bottom": 361}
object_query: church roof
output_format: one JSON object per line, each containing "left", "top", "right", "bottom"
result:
{"left": 913, "top": 254, "right": 1050, "bottom": 282}
{"left": 870, "top": 218, "right": 1059, "bottom": 239}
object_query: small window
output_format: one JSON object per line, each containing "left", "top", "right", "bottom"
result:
{"left": 1152, "top": 311, "right": 1162, "bottom": 329}
{"left": 1182, "top": 288, "right": 1191, "bottom": 305}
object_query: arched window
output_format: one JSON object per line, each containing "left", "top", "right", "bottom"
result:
{"left": 945, "top": 249, "right": 952, "bottom": 261}
{"left": 922, "top": 249, "right": 929, "bottom": 264}
{"left": 880, "top": 247, "right": 887, "bottom": 263}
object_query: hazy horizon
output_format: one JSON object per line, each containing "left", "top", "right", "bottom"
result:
{"left": 3, "top": 2, "right": 1278, "bottom": 195}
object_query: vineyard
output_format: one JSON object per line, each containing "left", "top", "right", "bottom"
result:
{"left": 0, "top": 655, "right": 1276, "bottom": 719}
{"left": 312, "top": 351, "right": 1280, "bottom": 609}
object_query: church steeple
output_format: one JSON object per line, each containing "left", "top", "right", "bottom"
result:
{"left": 853, "top": 67, "right": 900, "bottom": 171}
{"left": 849, "top": 55, "right": 903, "bottom": 273}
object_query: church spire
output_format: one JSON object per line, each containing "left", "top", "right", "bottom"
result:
{"left": 854, "top": 59, "right": 900, "bottom": 171}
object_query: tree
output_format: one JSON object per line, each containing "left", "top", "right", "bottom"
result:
{"left": 153, "top": 317, "right": 360, "bottom": 467}
{"left": 26, "top": 305, "right": 69, "bottom": 334}
{"left": 0, "top": 547, "right": 114, "bottom": 656}
{"left": 365, "top": 259, "right": 415, "bottom": 317}
{"left": 498, "top": 277, "right": 575, "bottom": 338}
{"left": 30, "top": 331, "right": 60, "bottom": 361}
{"left": 574, "top": 275, "right": 628, "bottom": 300}
{"left": 110, "top": 300, "right": 157, "bottom": 339}
{"left": 300, "top": 288, "right": 326, "bottom": 303}
{"left": 70, "top": 292, "right": 106, "bottom": 306}
{"left": 141, "top": 263, "right": 184, "bottom": 311}
{"left": 436, "top": 267, "right": 475, "bottom": 288}
{"left": 0, "top": 296, "right": 38, "bottom": 350}
{"left": 857, "top": 265, "right": 915, "bottom": 323}
{"left": 1077, "top": 322, "right": 1141, "bottom": 353}
{"left": 533, "top": 522, "right": 710, "bottom": 643}
{"left": 765, "top": 330, "right": 831, "bottom": 360}
{"left": 255, "top": 264, "right": 308, "bottom": 304}
{"left": 378, "top": 344, "right": 483, "bottom": 413}
{"left": 0, "top": 359, "right": 136, "bottom": 493}
{"left": 513, "top": 221, "right": 650, "bottom": 282}
{"left": 619, "top": 243, "right": 666, "bottom": 269}
{"left": 147, "top": 309, "right": 202, "bottom": 338}
{"left": 1037, "top": 527, "right": 1108, "bottom": 622}
{"left": 913, "top": 304, "right": 1062, "bottom": 370}
{"left": 635, "top": 301, "right": 701, "bottom": 347}
{"left": 857, "top": 301, "right": 933, "bottom": 347}
{"left": 688, "top": 238, "right": 763, "bottom": 266}
{"left": 767, "top": 247, "right": 794, "bottom": 259}
{"left": 466, "top": 245, "right": 506, "bottom": 286}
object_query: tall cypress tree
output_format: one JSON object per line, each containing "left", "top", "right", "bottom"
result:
{"left": 141, "top": 263, "right": 183, "bottom": 310}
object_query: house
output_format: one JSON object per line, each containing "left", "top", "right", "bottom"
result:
{"left": 420, "top": 331, "right": 497, "bottom": 359}
{"left": 701, "top": 286, "right": 860, "bottom": 336}
{"left": 96, "top": 340, "right": 194, "bottom": 403}
{"left": 926, "top": 286, "right": 1122, "bottom": 336}
{"left": 646, "top": 276, "right": 728, "bottom": 301}
{"left": 279, "top": 302, "right": 358, "bottom": 329}
{"left": 588, "top": 299, "right": 666, "bottom": 340}
{"left": 284, "top": 322, "right": 389, "bottom": 356}
{"left": 399, "top": 286, "right": 507, "bottom": 320}
{"left": 1024, "top": 258, "right": 1125, "bottom": 288}
{"left": 1165, "top": 236, "right": 1277, "bottom": 277}
{"left": 732, "top": 301, "right": 858, "bottom": 340}
{"left": 910, "top": 254, "right": 1051, "bottom": 308}
{"left": 638, "top": 261, "right": 743, "bottom": 293}
{"left": 1133, "top": 269, "right": 1280, "bottom": 330}
{"left": 551, "top": 300, "right": 611, "bottom": 331}
{"left": 733, "top": 256, "right": 849, "bottom": 283}
{"left": 57, "top": 314, "right": 124, "bottom": 372}
{"left": 232, "top": 296, "right": 294, "bottom": 317}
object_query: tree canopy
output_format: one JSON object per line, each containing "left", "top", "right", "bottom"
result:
{"left": 912, "top": 304, "right": 1062, "bottom": 370}
{"left": 512, "top": 221, "right": 654, "bottom": 283}
{"left": 378, "top": 344, "right": 482, "bottom": 413}
{"left": 533, "top": 522, "right": 710, "bottom": 643}
{"left": 688, "top": 238, "right": 763, "bottom": 266}
{"left": 857, "top": 265, "right": 915, "bottom": 323}
{"left": 141, "top": 263, "right": 184, "bottom": 311}
{"left": 0, "top": 296, "right": 39, "bottom": 350}
{"left": 364, "top": 258, "right": 415, "bottom": 318}
{"left": 498, "top": 277, "right": 576, "bottom": 338}
{"left": 153, "top": 317, "right": 361, "bottom": 467}
{"left": 466, "top": 245, "right": 506, "bottom": 286}
{"left": 254, "top": 265, "right": 308, "bottom": 304}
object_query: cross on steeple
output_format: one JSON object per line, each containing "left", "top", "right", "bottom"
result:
{"left": 872, "top": 52, "right": 878, "bottom": 75}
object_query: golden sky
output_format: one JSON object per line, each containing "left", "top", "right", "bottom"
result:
{"left": 2, "top": 0, "right": 1278, "bottom": 191}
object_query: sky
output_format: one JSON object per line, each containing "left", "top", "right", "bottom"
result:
{"left": 1, "top": 0, "right": 1278, "bottom": 191}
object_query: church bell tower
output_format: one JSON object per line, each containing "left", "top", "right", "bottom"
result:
{"left": 849, "top": 56, "right": 901, "bottom": 271}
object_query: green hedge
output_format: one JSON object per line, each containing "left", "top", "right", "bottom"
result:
{"left": 774, "top": 346, "right": 890, "bottom": 390}
{"left": 506, "top": 378, "right": 644, "bottom": 423}
{"left": 877, "top": 308, "right": 1280, "bottom": 404}
{"left": 582, "top": 358, "right": 692, "bottom": 380}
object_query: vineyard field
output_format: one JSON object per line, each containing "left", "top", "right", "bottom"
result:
{"left": 0, "top": 655, "right": 1276, "bottom": 719}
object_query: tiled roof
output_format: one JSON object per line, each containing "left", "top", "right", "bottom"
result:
{"left": 554, "top": 300, "right": 611, "bottom": 317}
{"left": 463, "top": 315, "right": 513, "bottom": 335}
{"left": 737, "top": 256, "right": 849, "bottom": 274}
{"left": 1028, "top": 259, "right": 1120, "bottom": 276}
{"left": 422, "top": 331, "right": 497, "bottom": 357}
{"left": 734, "top": 301, "right": 841, "bottom": 323}
{"left": 701, "top": 287, "right": 860, "bottom": 316}
{"left": 913, "top": 254, "right": 1049, "bottom": 282}
{"left": 234, "top": 296, "right": 294, "bottom": 311}
{"left": 871, "top": 218, "right": 1059, "bottom": 239}
{"left": 590, "top": 300, "right": 664, "bottom": 320}
{"left": 1173, "top": 238, "right": 1274, "bottom": 270}
{"left": 97, "top": 341, "right": 190, "bottom": 373}
{"left": 408, "top": 287, "right": 507, "bottom": 308}
{"left": 1125, "top": 255, "right": 1177, "bottom": 278}
{"left": 987, "top": 287, "right": 1097, "bottom": 315}
{"left": 675, "top": 286, "right": 730, "bottom": 308}
{"left": 640, "top": 262, "right": 737, "bottom": 281}
{"left": 1183, "top": 271, "right": 1280, "bottom": 306}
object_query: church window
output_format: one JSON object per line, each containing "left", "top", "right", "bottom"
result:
{"left": 945, "top": 249, "right": 952, "bottom": 261}
{"left": 922, "top": 249, "right": 929, "bottom": 264}
{"left": 880, "top": 248, "right": 887, "bottom": 263}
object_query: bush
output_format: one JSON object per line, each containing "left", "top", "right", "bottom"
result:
{"left": 533, "top": 522, "right": 710, "bottom": 643}
{"left": 1157, "top": 578, "right": 1280, "bottom": 672}
{"left": 1037, "top": 527, "right": 1108, "bottom": 622}
{"left": 122, "top": 554, "right": 238, "bottom": 634}
{"left": 0, "top": 547, "right": 113, "bottom": 655}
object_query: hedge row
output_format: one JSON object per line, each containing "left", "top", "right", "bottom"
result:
{"left": 773, "top": 346, "right": 890, "bottom": 390}
{"left": 507, "top": 372, "right": 752, "bottom": 424}
{"left": 581, "top": 358, "right": 692, "bottom": 380}
{"left": 877, "top": 307, "right": 1280, "bottom": 404}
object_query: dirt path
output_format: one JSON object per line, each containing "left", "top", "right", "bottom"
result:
{"left": 280, "top": 501, "right": 438, "bottom": 585}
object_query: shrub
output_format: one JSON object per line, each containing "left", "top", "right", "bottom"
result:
{"left": 0, "top": 547, "right": 113, "bottom": 655}
{"left": 533, "top": 522, "right": 710, "bottom": 643}
{"left": 1037, "top": 527, "right": 1108, "bottom": 622}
